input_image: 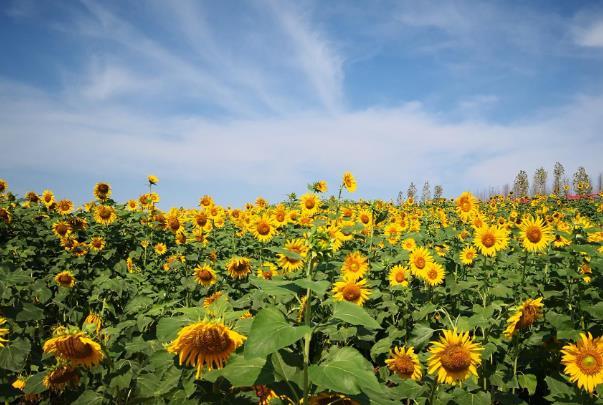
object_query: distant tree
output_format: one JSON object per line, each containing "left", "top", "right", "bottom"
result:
{"left": 421, "top": 181, "right": 431, "bottom": 202}
{"left": 532, "top": 167, "right": 548, "bottom": 196}
{"left": 513, "top": 170, "right": 529, "bottom": 198}
{"left": 598, "top": 173, "right": 602, "bottom": 193}
{"left": 407, "top": 182, "right": 417, "bottom": 201}
{"left": 502, "top": 183, "right": 510, "bottom": 196}
{"left": 434, "top": 185, "right": 443, "bottom": 199}
{"left": 573, "top": 166, "right": 592, "bottom": 195}
{"left": 552, "top": 162, "right": 565, "bottom": 196}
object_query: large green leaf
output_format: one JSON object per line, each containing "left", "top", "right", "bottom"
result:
{"left": 0, "top": 337, "right": 31, "bottom": 371}
{"left": 217, "top": 354, "right": 274, "bottom": 387}
{"left": 332, "top": 301, "right": 381, "bottom": 329}
{"left": 244, "top": 307, "right": 310, "bottom": 358}
{"left": 518, "top": 373, "right": 537, "bottom": 396}
{"left": 16, "top": 303, "right": 45, "bottom": 321}
{"left": 156, "top": 317, "right": 191, "bottom": 342}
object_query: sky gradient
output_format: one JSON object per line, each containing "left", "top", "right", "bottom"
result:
{"left": 1, "top": 0, "right": 602, "bottom": 207}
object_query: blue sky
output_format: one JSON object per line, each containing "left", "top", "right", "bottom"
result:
{"left": 1, "top": 0, "right": 602, "bottom": 207}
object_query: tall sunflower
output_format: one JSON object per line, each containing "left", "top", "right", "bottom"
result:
{"left": 167, "top": 320, "right": 246, "bottom": 378}
{"left": 93, "top": 182, "right": 111, "bottom": 201}
{"left": 388, "top": 265, "right": 411, "bottom": 287}
{"left": 386, "top": 346, "right": 422, "bottom": 381}
{"left": 473, "top": 225, "right": 508, "bottom": 257}
{"left": 341, "top": 251, "right": 369, "bottom": 281}
{"left": 43, "top": 331, "right": 104, "bottom": 368}
{"left": 561, "top": 332, "right": 603, "bottom": 393}
{"left": 518, "top": 215, "right": 554, "bottom": 253}
{"left": 342, "top": 172, "right": 357, "bottom": 192}
{"left": 503, "top": 297, "right": 544, "bottom": 338}
{"left": 332, "top": 277, "right": 371, "bottom": 306}
{"left": 226, "top": 257, "right": 252, "bottom": 279}
{"left": 194, "top": 264, "right": 218, "bottom": 287}
{"left": 427, "top": 329, "right": 483, "bottom": 385}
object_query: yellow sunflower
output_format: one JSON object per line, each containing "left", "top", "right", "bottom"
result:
{"left": 94, "top": 205, "right": 117, "bottom": 225}
{"left": 300, "top": 193, "right": 320, "bottom": 215}
{"left": 55, "top": 271, "right": 76, "bottom": 288}
{"left": 561, "top": 332, "right": 603, "bottom": 393}
{"left": 503, "top": 297, "right": 544, "bottom": 338}
{"left": 148, "top": 175, "right": 159, "bottom": 185}
{"left": 401, "top": 238, "right": 417, "bottom": 251}
{"left": 459, "top": 246, "right": 477, "bottom": 265}
{"left": 41, "top": 189, "right": 55, "bottom": 208}
{"left": 194, "top": 264, "right": 218, "bottom": 287}
{"left": 473, "top": 225, "right": 508, "bottom": 257}
{"left": 203, "top": 291, "right": 223, "bottom": 308}
{"left": 126, "top": 199, "right": 138, "bottom": 211}
{"left": 250, "top": 214, "right": 277, "bottom": 242}
{"left": 341, "top": 251, "right": 369, "bottom": 281}
{"left": 386, "top": 346, "right": 422, "bottom": 381}
{"left": 52, "top": 221, "right": 72, "bottom": 239}
{"left": 388, "top": 265, "right": 411, "bottom": 287}
{"left": 342, "top": 171, "right": 357, "bottom": 192}
{"left": 226, "top": 257, "right": 252, "bottom": 279}
{"left": 332, "top": 277, "right": 371, "bottom": 306}
{"left": 193, "top": 210, "right": 212, "bottom": 231}
{"left": 93, "top": 182, "right": 111, "bottom": 201}
{"left": 56, "top": 199, "right": 74, "bottom": 215}
{"left": 0, "top": 208, "right": 11, "bottom": 224}
{"left": 409, "top": 247, "right": 433, "bottom": 275}
{"left": 43, "top": 331, "right": 104, "bottom": 368}
{"left": 0, "top": 317, "right": 9, "bottom": 348}
{"left": 43, "top": 365, "right": 80, "bottom": 392}
{"left": 455, "top": 192, "right": 478, "bottom": 222}
{"left": 83, "top": 312, "right": 103, "bottom": 334}
{"left": 89, "top": 236, "right": 105, "bottom": 252}
{"left": 518, "top": 215, "right": 554, "bottom": 253}
{"left": 422, "top": 262, "right": 445, "bottom": 287}
{"left": 154, "top": 242, "right": 167, "bottom": 255}
{"left": 0, "top": 179, "right": 7, "bottom": 193}
{"left": 427, "top": 329, "right": 483, "bottom": 385}
{"left": 357, "top": 209, "right": 373, "bottom": 227}
{"left": 164, "top": 209, "right": 184, "bottom": 233}
{"left": 257, "top": 262, "right": 278, "bottom": 280}
{"left": 167, "top": 320, "right": 246, "bottom": 378}
{"left": 277, "top": 239, "right": 309, "bottom": 272}
{"left": 313, "top": 180, "right": 328, "bottom": 193}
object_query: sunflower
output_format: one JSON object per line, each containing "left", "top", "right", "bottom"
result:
{"left": 401, "top": 238, "right": 417, "bottom": 251}
{"left": 427, "top": 329, "right": 483, "bottom": 385}
{"left": 226, "top": 257, "right": 252, "bottom": 279}
{"left": 0, "top": 317, "right": 9, "bottom": 348}
{"left": 154, "top": 242, "right": 167, "bottom": 255}
{"left": 561, "top": 332, "right": 603, "bottom": 393}
{"left": 55, "top": 271, "right": 76, "bottom": 288}
{"left": 43, "top": 331, "right": 104, "bottom": 368}
{"left": 164, "top": 209, "right": 184, "bottom": 233}
{"left": 12, "top": 377, "right": 26, "bottom": 391}
{"left": 313, "top": 180, "right": 328, "bottom": 193}
{"left": 83, "top": 312, "right": 103, "bottom": 334}
{"left": 167, "top": 320, "right": 246, "bottom": 378}
{"left": 52, "top": 221, "right": 72, "bottom": 238}
{"left": 56, "top": 199, "right": 74, "bottom": 215}
{"left": 203, "top": 291, "right": 223, "bottom": 308}
{"left": 93, "top": 182, "right": 111, "bottom": 201}
{"left": 357, "top": 208, "right": 373, "bottom": 228}
{"left": 0, "top": 179, "right": 7, "bottom": 193}
{"left": 194, "top": 264, "right": 218, "bottom": 287}
{"left": 277, "top": 239, "right": 309, "bottom": 272}
{"left": 257, "top": 262, "right": 278, "bottom": 280}
{"left": 94, "top": 205, "right": 117, "bottom": 225}
{"left": 0, "top": 208, "right": 11, "bottom": 224}
{"left": 255, "top": 385, "right": 279, "bottom": 405}
{"left": 459, "top": 246, "right": 477, "bottom": 265}
{"left": 473, "top": 225, "right": 508, "bottom": 257}
{"left": 388, "top": 265, "right": 411, "bottom": 287}
{"left": 422, "top": 262, "right": 445, "bottom": 286}
{"left": 42, "top": 190, "right": 55, "bottom": 208}
{"left": 518, "top": 215, "right": 554, "bottom": 253}
{"left": 250, "top": 214, "right": 277, "bottom": 242}
{"left": 332, "top": 277, "right": 371, "bottom": 306}
{"left": 89, "top": 236, "right": 105, "bottom": 252}
{"left": 341, "top": 251, "right": 369, "bottom": 281}
{"left": 383, "top": 222, "right": 403, "bottom": 244}
{"left": 193, "top": 210, "right": 212, "bottom": 231}
{"left": 386, "top": 346, "right": 422, "bottom": 381}
{"left": 503, "top": 297, "right": 544, "bottom": 338}
{"left": 271, "top": 205, "right": 289, "bottom": 227}
{"left": 342, "top": 171, "right": 357, "bottom": 192}
{"left": 300, "top": 193, "right": 320, "bottom": 215}
{"left": 126, "top": 199, "right": 138, "bottom": 211}
{"left": 148, "top": 175, "right": 159, "bottom": 185}
{"left": 199, "top": 195, "right": 214, "bottom": 209}
{"left": 409, "top": 247, "right": 433, "bottom": 275}
{"left": 163, "top": 254, "right": 186, "bottom": 271}
{"left": 455, "top": 192, "right": 478, "bottom": 221}
{"left": 43, "top": 365, "right": 80, "bottom": 392}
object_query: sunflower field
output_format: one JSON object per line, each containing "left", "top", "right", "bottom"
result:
{"left": 0, "top": 174, "right": 602, "bottom": 405}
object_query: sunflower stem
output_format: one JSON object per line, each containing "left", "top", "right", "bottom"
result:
{"left": 302, "top": 256, "right": 315, "bottom": 404}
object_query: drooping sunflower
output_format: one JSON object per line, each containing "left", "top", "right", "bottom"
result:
{"left": 148, "top": 175, "right": 159, "bottom": 185}
{"left": 422, "top": 262, "right": 445, "bottom": 287}
{"left": 388, "top": 265, "right": 411, "bottom": 287}
{"left": 427, "top": 329, "right": 483, "bottom": 385}
{"left": 409, "top": 247, "right": 433, "bottom": 276}
{"left": 83, "top": 312, "right": 103, "bottom": 334}
{"left": 89, "top": 236, "right": 106, "bottom": 252}
{"left": 94, "top": 205, "right": 117, "bottom": 225}
{"left": 341, "top": 251, "right": 369, "bottom": 281}
{"left": 56, "top": 199, "right": 74, "bottom": 215}
{"left": 257, "top": 262, "right": 278, "bottom": 280}
{"left": 561, "top": 332, "right": 603, "bottom": 393}
{"left": 93, "top": 182, "right": 111, "bottom": 201}
{"left": 503, "top": 297, "right": 544, "bottom": 338}
{"left": 313, "top": 180, "right": 328, "bottom": 193}
{"left": 473, "top": 225, "right": 508, "bottom": 257}
{"left": 0, "top": 317, "right": 9, "bottom": 348}
{"left": 41, "top": 190, "right": 55, "bottom": 208}
{"left": 277, "top": 239, "right": 309, "bottom": 272}
{"left": 43, "top": 331, "right": 104, "bottom": 368}
{"left": 226, "top": 257, "right": 252, "bottom": 279}
{"left": 43, "top": 365, "right": 80, "bottom": 392}
{"left": 154, "top": 242, "right": 167, "bottom": 255}
{"left": 459, "top": 246, "right": 477, "bottom": 265}
{"left": 386, "top": 346, "right": 422, "bottom": 381}
{"left": 518, "top": 215, "right": 554, "bottom": 253}
{"left": 332, "top": 277, "right": 371, "bottom": 306}
{"left": 342, "top": 171, "right": 357, "bottom": 192}
{"left": 300, "top": 193, "right": 320, "bottom": 215}
{"left": 167, "top": 320, "right": 246, "bottom": 378}
{"left": 55, "top": 271, "right": 76, "bottom": 288}
{"left": 194, "top": 264, "right": 218, "bottom": 287}
{"left": 455, "top": 192, "right": 477, "bottom": 222}
{"left": 250, "top": 214, "right": 277, "bottom": 242}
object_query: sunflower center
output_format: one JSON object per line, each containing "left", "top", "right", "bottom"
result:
{"left": 518, "top": 305, "right": 539, "bottom": 329}
{"left": 526, "top": 226, "right": 542, "bottom": 243}
{"left": 56, "top": 224, "right": 69, "bottom": 236}
{"left": 58, "top": 274, "right": 73, "bottom": 284}
{"left": 305, "top": 199, "right": 315, "bottom": 210}
{"left": 66, "top": 337, "right": 94, "bottom": 359}
{"left": 481, "top": 233, "right": 496, "bottom": 248}
{"left": 578, "top": 353, "right": 602, "bottom": 375}
{"left": 49, "top": 367, "right": 79, "bottom": 384}
{"left": 99, "top": 208, "right": 111, "bottom": 220}
{"left": 361, "top": 214, "right": 369, "bottom": 224}
{"left": 349, "top": 262, "right": 360, "bottom": 272}
{"left": 427, "top": 268, "right": 438, "bottom": 280}
{"left": 461, "top": 201, "right": 472, "bottom": 212}
{"left": 92, "top": 240, "right": 102, "bottom": 248}
{"left": 392, "top": 354, "right": 415, "bottom": 377}
{"left": 198, "top": 270, "right": 213, "bottom": 281}
{"left": 97, "top": 184, "right": 109, "bottom": 194}
{"left": 257, "top": 222, "right": 271, "bottom": 235}
{"left": 342, "top": 284, "right": 361, "bottom": 301}
{"left": 440, "top": 345, "right": 472, "bottom": 372}
{"left": 276, "top": 212, "right": 285, "bottom": 221}
{"left": 262, "top": 271, "right": 273, "bottom": 280}
{"left": 195, "top": 326, "right": 231, "bottom": 354}
{"left": 196, "top": 214, "right": 208, "bottom": 226}
{"left": 395, "top": 272, "right": 406, "bottom": 283}
{"left": 168, "top": 218, "right": 180, "bottom": 231}
{"left": 415, "top": 257, "right": 426, "bottom": 269}
{"left": 232, "top": 262, "right": 249, "bottom": 274}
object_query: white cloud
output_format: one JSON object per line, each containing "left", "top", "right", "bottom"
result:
{"left": 574, "top": 19, "right": 603, "bottom": 48}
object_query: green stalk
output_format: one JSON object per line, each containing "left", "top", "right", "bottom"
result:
{"left": 302, "top": 256, "right": 315, "bottom": 404}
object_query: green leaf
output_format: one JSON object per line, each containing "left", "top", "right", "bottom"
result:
{"left": 287, "top": 278, "right": 330, "bottom": 294}
{"left": 0, "top": 337, "right": 31, "bottom": 371}
{"left": 23, "top": 372, "right": 47, "bottom": 395}
{"left": 156, "top": 317, "right": 190, "bottom": 342}
{"left": 16, "top": 303, "right": 45, "bottom": 321}
{"left": 518, "top": 373, "right": 537, "bottom": 395}
{"left": 408, "top": 324, "right": 434, "bottom": 350}
{"left": 590, "top": 301, "right": 603, "bottom": 320}
{"left": 72, "top": 390, "right": 106, "bottom": 404}
{"left": 332, "top": 301, "right": 381, "bottom": 329}
{"left": 218, "top": 354, "right": 273, "bottom": 387}
{"left": 544, "top": 376, "right": 573, "bottom": 401}
{"left": 137, "top": 367, "right": 181, "bottom": 398}
{"left": 244, "top": 307, "right": 310, "bottom": 358}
